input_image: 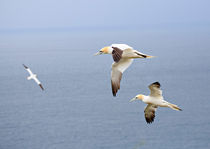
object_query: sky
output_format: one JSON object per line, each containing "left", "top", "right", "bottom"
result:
{"left": 0, "top": 0, "right": 210, "bottom": 32}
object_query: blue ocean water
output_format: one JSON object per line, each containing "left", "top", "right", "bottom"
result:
{"left": 0, "top": 29, "right": 210, "bottom": 149}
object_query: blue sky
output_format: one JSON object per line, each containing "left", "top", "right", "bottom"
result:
{"left": 0, "top": 0, "right": 210, "bottom": 31}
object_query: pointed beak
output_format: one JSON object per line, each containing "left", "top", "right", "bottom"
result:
{"left": 94, "top": 51, "right": 102, "bottom": 56}
{"left": 129, "top": 97, "right": 137, "bottom": 102}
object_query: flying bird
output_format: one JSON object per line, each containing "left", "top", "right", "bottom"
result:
{"left": 94, "top": 44, "right": 154, "bottom": 96}
{"left": 130, "top": 82, "right": 182, "bottom": 124}
{"left": 23, "top": 64, "right": 44, "bottom": 90}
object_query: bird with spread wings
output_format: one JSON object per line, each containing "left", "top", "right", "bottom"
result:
{"left": 23, "top": 64, "right": 44, "bottom": 90}
{"left": 94, "top": 44, "right": 154, "bottom": 96}
{"left": 130, "top": 82, "right": 182, "bottom": 124}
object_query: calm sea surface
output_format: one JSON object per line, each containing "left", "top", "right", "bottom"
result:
{"left": 0, "top": 29, "right": 210, "bottom": 149}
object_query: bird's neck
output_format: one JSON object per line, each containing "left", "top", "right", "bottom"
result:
{"left": 107, "top": 47, "right": 113, "bottom": 54}
{"left": 142, "top": 95, "right": 149, "bottom": 102}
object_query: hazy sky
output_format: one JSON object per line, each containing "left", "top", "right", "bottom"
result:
{"left": 0, "top": 0, "right": 210, "bottom": 31}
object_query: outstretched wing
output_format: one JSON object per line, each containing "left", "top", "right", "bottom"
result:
{"left": 144, "top": 104, "right": 158, "bottom": 124}
{"left": 111, "top": 58, "right": 133, "bottom": 96}
{"left": 148, "top": 82, "right": 162, "bottom": 97}
{"left": 33, "top": 77, "right": 44, "bottom": 90}
{"left": 23, "top": 64, "right": 33, "bottom": 75}
{"left": 39, "top": 84, "right": 44, "bottom": 90}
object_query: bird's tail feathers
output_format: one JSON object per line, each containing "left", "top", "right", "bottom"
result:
{"left": 168, "top": 103, "right": 182, "bottom": 111}
{"left": 134, "top": 52, "right": 155, "bottom": 58}
{"left": 146, "top": 55, "right": 155, "bottom": 58}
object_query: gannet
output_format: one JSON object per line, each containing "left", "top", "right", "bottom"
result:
{"left": 23, "top": 64, "right": 44, "bottom": 90}
{"left": 130, "top": 82, "right": 182, "bottom": 124}
{"left": 94, "top": 44, "right": 154, "bottom": 96}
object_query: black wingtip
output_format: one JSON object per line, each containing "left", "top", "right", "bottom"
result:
{"left": 153, "top": 82, "right": 160, "bottom": 85}
{"left": 23, "top": 64, "right": 28, "bottom": 69}
{"left": 152, "top": 82, "right": 161, "bottom": 87}
{"left": 145, "top": 117, "right": 155, "bottom": 124}
{"left": 39, "top": 84, "right": 44, "bottom": 91}
{"left": 112, "top": 91, "right": 117, "bottom": 97}
{"left": 142, "top": 55, "right": 147, "bottom": 58}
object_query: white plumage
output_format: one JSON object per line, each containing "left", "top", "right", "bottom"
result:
{"left": 23, "top": 64, "right": 44, "bottom": 90}
{"left": 130, "top": 82, "right": 182, "bottom": 124}
{"left": 94, "top": 44, "right": 154, "bottom": 96}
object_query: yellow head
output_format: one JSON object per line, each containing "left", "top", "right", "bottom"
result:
{"left": 100, "top": 47, "right": 109, "bottom": 54}
{"left": 129, "top": 94, "right": 144, "bottom": 102}
{"left": 94, "top": 46, "right": 111, "bottom": 55}
{"left": 136, "top": 94, "right": 144, "bottom": 100}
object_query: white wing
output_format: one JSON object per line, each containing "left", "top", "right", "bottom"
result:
{"left": 23, "top": 64, "right": 44, "bottom": 91}
{"left": 33, "top": 76, "right": 41, "bottom": 85}
{"left": 26, "top": 68, "right": 33, "bottom": 76}
{"left": 144, "top": 104, "right": 158, "bottom": 124}
{"left": 23, "top": 64, "right": 34, "bottom": 76}
{"left": 33, "top": 77, "right": 44, "bottom": 90}
{"left": 112, "top": 58, "right": 133, "bottom": 73}
{"left": 111, "top": 44, "right": 133, "bottom": 50}
{"left": 111, "top": 58, "right": 133, "bottom": 96}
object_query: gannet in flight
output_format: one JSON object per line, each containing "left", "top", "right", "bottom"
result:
{"left": 23, "top": 64, "right": 44, "bottom": 90}
{"left": 94, "top": 44, "right": 154, "bottom": 96}
{"left": 130, "top": 82, "right": 182, "bottom": 124}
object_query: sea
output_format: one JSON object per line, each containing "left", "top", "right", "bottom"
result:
{"left": 0, "top": 27, "right": 209, "bottom": 149}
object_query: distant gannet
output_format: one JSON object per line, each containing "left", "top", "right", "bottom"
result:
{"left": 130, "top": 82, "right": 182, "bottom": 124}
{"left": 23, "top": 64, "right": 44, "bottom": 90}
{"left": 94, "top": 44, "right": 154, "bottom": 96}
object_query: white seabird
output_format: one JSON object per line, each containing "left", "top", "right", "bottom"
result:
{"left": 94, "top": 44, "right": 154, "bottom": 96}
{"left": 23, "top": 64, "right": 44, "bottom": 90}
{"left": 130, "top": 82, "right": 182, "bottom": 124}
